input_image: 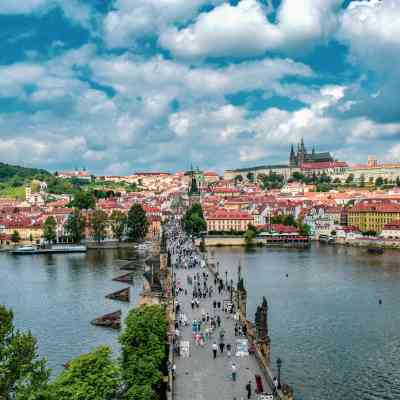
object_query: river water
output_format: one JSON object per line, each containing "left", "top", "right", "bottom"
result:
{"left": 0, "top": 249, "right": 144, "bottom": 377}
{"left": 211, "top": 244, "right": 400, "bottom": 400}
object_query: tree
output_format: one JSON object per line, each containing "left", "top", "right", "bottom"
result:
{"left": 126, "top": 204, "right": 149, "bottom": 242}
{"left": 71, "top": 190, "right": 95, "bottom": 210}
{"left": 244, "top": 227, "right": 256, "bottom": 246}
{"left": 246, "top": 172, "right": 254, "bottom": 182}
{"left": 90, "top": 209, "right": 108, "bottom": 244}
{"left": 345, "top": 174, "right": 354, "bottom": 184}
{"left": 65, "top": 210, "right": 86, "bottom": 243}
{"left": 375, "top": 177, "right": 384, "bottom": 187}
{"left": 298, "top": 223, "right": 311, "bottom": 236}
{"left": 110, "top": 210, "right": 127, "bottom": 242}
{"left": 10, "top": 230, "right": 20, "bottom": 244}
{"left": 182, "top": 204, "right": 207, "bottom": 236}
{"left": 43, "top": 216, "right": 57, "bottom": 244}
{"left": 119, "top": 306, "right": 167, "bottom": 400}
{"left": 51, "top": 346, "right": 120, "bottom": 400}
{"left": 234, "top": 175, "right": 243, "bottom": 183}
{"left": 359, "top": 174, "right": 365, "bottom": 188}
{"left": 0, "top": 305, "right": 50, "bottom": 399}
{"left": 333, "top": 178, "right": 341, "bottom": 184}
{"left": 396, "top": 176, "right": 400, "bottom": 187}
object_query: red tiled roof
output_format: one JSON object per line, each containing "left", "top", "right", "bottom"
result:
{"left": 350, "top": 204, "right": 400, "bottom": 213}
{"left": 207, "top": 211, "right": 252, "bottom": 220}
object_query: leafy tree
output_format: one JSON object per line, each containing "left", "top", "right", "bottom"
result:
{"left": 333, "top": 178, "right": 341, "bottom": 184}
{"left": 182, "top": 204, "right": 206, "bottom": 236}
{"left": 29, "top": 233, "right": 34, "bottom": 243}
{"left": 10, "top": 230, "right": 20, "bottom": 244}
{"left": 375, "top": 177, "right": 384, "bottom": 187}
{"left": 258, "top": 172, "right": 284, "bottom": 190}
{"left": 43, "top": 216, "right": 57, "bottom": 244}
{"left": 234, "top": 175, "right": 243, "bottom": 183}
{"left": 110, "top": 210, "right": 127, "bottom": 242}
{"left": 126, "top": 204, "right": 149, "bottom": 242}
{"left": 246, "top": 172, "right": 255, "bottom": 182}
{"left": 119, "top": 306, "right": 167, "bottom": 400}
{"left": 90, "top": 209, "right": 108, "bottom": 244}
{"left": 71, "top": 190, "right": 95, "bottom": 210}
{"left": 359, "top": 174, "right": 365, "bottom": 188}
{"left": 0, "top": 305, "right": 50, "bottom": 400}
{"left": 298, "top": 223, "right": 311, "bottom": 236}
{"left": 345, "top": 174, "right": 354, "bottom": 184}
{"left": 65, "top": 210, "right": 86, "bottom": 243}
{"left": 244, "top": 227, "right": 256, "bottom": 246}
{"left": 396, "top": 176, "right": 400, "bottom": 187}
{"left": 51, "top": 346, "right": 120, "bottom": 400}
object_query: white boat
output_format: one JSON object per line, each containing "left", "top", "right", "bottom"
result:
{"left": 11, "top": 244, "right": 87, "bottom": 255}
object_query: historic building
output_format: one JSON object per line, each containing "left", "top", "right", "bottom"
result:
{"left": 289, "top": 138, "right": 334, "bottom": 167}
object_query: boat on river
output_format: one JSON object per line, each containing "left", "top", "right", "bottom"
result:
{"left": 11, "top": 244, "right": 87, "bottom": 255}
{"left": 367, "top": 247, "right": 384, "bottom": 255}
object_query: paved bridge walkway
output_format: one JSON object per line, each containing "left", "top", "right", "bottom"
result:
{"left": 172, "top": 260, "right": 272, "bottom": 400}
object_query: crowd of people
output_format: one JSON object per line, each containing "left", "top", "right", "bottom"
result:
{"left": 165, "top": 220, "right": 280, "bottom": 399}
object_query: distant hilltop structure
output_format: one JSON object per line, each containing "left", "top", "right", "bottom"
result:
{"left": 289, "top": 138, "right": 334, "bottom": 167}
{"left": 224, "top": 138, "right": 344, "bottom": 181}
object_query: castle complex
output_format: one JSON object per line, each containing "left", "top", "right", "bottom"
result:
{"left": 289, "top": 138, "right": 334, "bottom": 167}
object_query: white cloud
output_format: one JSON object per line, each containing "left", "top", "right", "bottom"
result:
{"left": 104, "top": 0, "right": 224, "bottom": 48}
{"left": 0, "top": 0, "right": 93, "bottom": 27}
{"left": 160, "top": 0, "right": 341, "bottom": 58}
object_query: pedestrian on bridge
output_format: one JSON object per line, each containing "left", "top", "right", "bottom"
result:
{"left": 246, "top": 381, "right": 252, "bottom": 399}
{"left": 212, "top": 342, "right": 218, "bottom": 359}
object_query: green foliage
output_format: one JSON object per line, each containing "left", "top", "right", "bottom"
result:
{"left": 243, "top": 228, "right": 256, "bottom": 246}
{"left": 182, "top": 204, "right": 207, "bottom": 236}
{"left": 258, "top": 172, "right": 284, "bottom": 190}
{"left": 0, "top": 162, "right": 51, "bottom": 184}
{"left": 345, "top": 174, "right": 354, "bottom": 184}
{"left": 298, "top": 223, "right": 311, "bottom": 236}
{"left": 119, "top": 306, "right": 167, "bottom": 400}
{"left": 43, "top": 216, "right": 57, "bottom": 243}
{"left": 51, "top": 346, "right": 120, "bottom": 400}
{"left": 234, "top": 175, "right": 243, "bottom": 183}
{"left": 271, "top": 214, "right": 297, "bottom": 227}
{"left": 375, "top": 177, "right": 384, "bottom": 187}
{"left": 90, "top": 210, "right": 108, "bottom": 243}
{"left": 246, "top": 172, "right": 254, "bottom": 182}
{"left": 70, "top": 191, "right": 96, "bottom": 210}
{"left": 65, "top": 210, "right": 86, "bottom": 243}
{"left": 126, "top": 204, "right": 149, "bottom": 242}
{"left": 0, "top": 305, "right": 50, "bottom": 400}
{"left": 110, "top": 210, "right": 127, "bottom": 242}
{"left": 10, "top": 231, "right": 20, "bottom": 244}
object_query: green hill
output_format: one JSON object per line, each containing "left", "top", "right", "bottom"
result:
{"left": 0, "top": 162, "right": 52, "bottom": 199}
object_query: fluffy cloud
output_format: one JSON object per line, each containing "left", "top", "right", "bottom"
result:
{"left": 160, "top": 0, "right": 341, "bottom": 58}
{"left": 103, "top": 0, "right": 224, "bottom": 48}
{"left": 0, "top": 0, "right": 92, "bottom": 27}
{"left": 335, "top": 0, "right": 400, "bottom": 123}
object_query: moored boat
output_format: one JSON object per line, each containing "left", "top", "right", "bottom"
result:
{"left": 367, "top": 247, "right": 384, "bottom": 255}
{"left": 11, "top": 244, "right": 87, "bottom": 255}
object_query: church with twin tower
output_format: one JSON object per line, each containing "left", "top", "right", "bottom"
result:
{"left": 289, "top": 138, "right": 333, "bottom": 167}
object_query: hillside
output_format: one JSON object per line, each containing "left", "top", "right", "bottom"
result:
{"left": 0, "top": 162, "right": 52, "bottom": 199}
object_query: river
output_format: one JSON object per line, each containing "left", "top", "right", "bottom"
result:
{"left": 211, "top": 243, "right": 400, "bottom": 400}
{"left": 0, "top": 248, "right": 144, "bottom": 376}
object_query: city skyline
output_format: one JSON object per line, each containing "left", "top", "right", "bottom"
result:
{"left": 0, "top": 0, "right": 399, "bottom": 174}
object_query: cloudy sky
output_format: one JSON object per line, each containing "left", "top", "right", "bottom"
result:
{"left": 0, "top": 0, "right": 399, "bottom": 174}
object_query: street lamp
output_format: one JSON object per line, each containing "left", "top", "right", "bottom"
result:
{"left": 225, "top": 271, "right": 228, "bottom": 289}
{"left": 217, "top": 261, "right": 220, "bottom": 275}
{"left": 230, "top": 279, "right": 233, "bottom": 302}
{"left": 276, "top": 357, "right": 282, "bottom": 390}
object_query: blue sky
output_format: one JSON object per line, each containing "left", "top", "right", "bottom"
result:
{"left": 0, "top": 0, "right": 399, "bottom": 174}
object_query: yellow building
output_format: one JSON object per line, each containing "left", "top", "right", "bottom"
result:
{"left": 347, "top": 203, "right": 400, "bottom": 233}
{"left": 206, "top": 210, "right": 253, "bottom": 232}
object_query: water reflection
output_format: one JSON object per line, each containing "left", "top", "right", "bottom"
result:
{"left": 212, "top": 244, "right": 400, "bottom": 400}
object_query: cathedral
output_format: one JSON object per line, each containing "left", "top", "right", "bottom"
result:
{"left": 289, "top": 138, "right": 333, "bottom": 167}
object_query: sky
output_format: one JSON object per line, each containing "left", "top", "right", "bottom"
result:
{"left": 0, "top": 0, "right": 400, "bottom": 174}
